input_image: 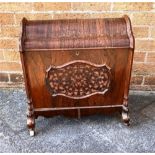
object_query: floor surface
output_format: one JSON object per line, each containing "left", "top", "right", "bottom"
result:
{"left": 0, "top": 88, "right": 155, "bottom": 153}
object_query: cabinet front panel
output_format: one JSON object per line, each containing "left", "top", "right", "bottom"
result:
{"left": 25, "top": 48, "right": 129, "bottom": 110}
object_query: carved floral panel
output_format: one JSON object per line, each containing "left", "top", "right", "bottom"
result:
{"left": 45, "top": 60, "right": 111, "bottom": 99}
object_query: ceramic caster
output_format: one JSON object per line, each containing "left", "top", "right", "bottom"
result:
{"left": 29, "top": 130, "right": 35, "bottom": 137}
{"left": 122, "top": 110, "right": 130, "bottom": 126}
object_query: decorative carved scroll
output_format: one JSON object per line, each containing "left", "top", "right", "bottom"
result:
{"left": 45, "top": 60, "right": 111, "bottom": 99}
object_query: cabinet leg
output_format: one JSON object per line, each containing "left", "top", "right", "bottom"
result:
{"left": 27, "top": 99, "right": 35, "bottom": 136}
{"left": 122, "top": 105, "right": 130, "bottom": 126}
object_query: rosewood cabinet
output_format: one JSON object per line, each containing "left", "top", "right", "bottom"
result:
{"left": 19, "top": 15, "right": 135, "bottom": 136}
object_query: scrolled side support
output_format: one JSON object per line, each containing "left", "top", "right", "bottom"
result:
{"left": 27, "top": 99, "right": 35, "bottom": 136}
{"left": 122, "top": 97, "right": 130, "bottom": 126}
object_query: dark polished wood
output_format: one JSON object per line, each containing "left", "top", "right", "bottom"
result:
{"left": 19, "top": 15, "right": 135, "bottom": 136}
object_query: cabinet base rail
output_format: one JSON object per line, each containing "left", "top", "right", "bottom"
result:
{"left": 35, "top": 105, "right": 123, "bottom": 112}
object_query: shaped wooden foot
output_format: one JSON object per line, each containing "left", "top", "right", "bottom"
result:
{"left": 27, "top": 117, "right": 35, "bottom": 136}
{"left": 122, "top": 105, "right": 130, "bottom": 126}
{"left": 27, "top": 99, "right": 35, "bottom": 136}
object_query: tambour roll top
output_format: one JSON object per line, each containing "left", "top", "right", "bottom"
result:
{"left": 20, "top": 15, "right": 134, "bottom": 51}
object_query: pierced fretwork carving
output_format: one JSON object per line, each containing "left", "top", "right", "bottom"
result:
{"left": 45, "top": 60, "right": 111, "bottom": 99}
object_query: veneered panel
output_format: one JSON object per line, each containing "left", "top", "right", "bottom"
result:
{"left": 25, "top": 48, "right": 129, "bottom": 111}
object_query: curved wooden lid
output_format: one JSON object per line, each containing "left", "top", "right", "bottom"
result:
{"left": 20, "top": 16, "right": 134, "bottom": 51}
